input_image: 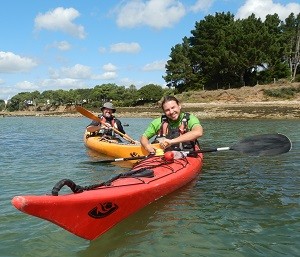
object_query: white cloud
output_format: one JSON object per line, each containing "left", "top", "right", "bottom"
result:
{"left": 48, "top": 41, "right": 72, "bottom": 51}
{"left": 118, "top": 77, "right": 165, "bottom": 88}
{"left": 115, "top": 0, "right": 186, "bottom": 29}
{"left": 15, "top": 81, "right": 39, "bottom": 90}
{"left": 34, "top": 7, "right": 86, "bottom": 39}
{"left": 110, "top": 42, "right": 141, "bottom": 53}
{"left": 0, "top": 87, "right": 16, "bottom": 100}
{"left": 47, "top": 63, "right": 119, "bottom": 83}
{"left": 92, "top": 71, "right": 117, "bottom": 80}
{"left": 236, "top": 0, "right": 300, "bottom": 21}
{"left": 100, "top": 72, "right": 117, "bottom": 80}
{"left": 49, "top": 64, "right": 92, "bottom": 79}
{"left": 0, "top": 52, "right": 38, "bottom": 73}
{"left": 119, "top": 77, "right": 144, "bottom": 87}
{"left": 190, "top": 0, "right": 214, "bottom": 13}
{"left": 103, "top": 63, "right": 117, "bottom": 72}
{"left": 91, "top": 63, "right": 118, "bottom": 80}
{"left": 142, "top": 60, "right": 166, "bottom": 71}
{"left": 40, "top": 78, "right": 86, "bottom": 90}
{"left": 98, "top": 46, "right": 106, "bottom": 54}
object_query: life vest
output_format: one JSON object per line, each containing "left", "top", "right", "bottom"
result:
{"left": 98, "top": 115, "right": 118, "bottom": 138}
{"left": 154, "top": 113, "right": 197, "bottom": 151}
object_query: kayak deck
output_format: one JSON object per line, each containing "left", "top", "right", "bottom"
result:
{"left": 11, "top": 154, "right": 203, "bottom": 240}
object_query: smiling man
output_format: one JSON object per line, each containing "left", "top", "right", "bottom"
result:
{"left": 140, "top": 96, "right": 203, "bottom": 154}
{"left": 86, "top": 102, "right": 128, "bottom": 141}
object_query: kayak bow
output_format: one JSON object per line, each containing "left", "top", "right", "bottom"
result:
{"left": 11, "top": 154, "right": 204, "bottom": 240}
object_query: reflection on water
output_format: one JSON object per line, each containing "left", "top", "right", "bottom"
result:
{"left": 0, "top": 117, "right": 299, "bottom": 257}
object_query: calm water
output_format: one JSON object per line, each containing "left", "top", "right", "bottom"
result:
{"left": 0, "top": 116, "right": 299, "bottom": 257}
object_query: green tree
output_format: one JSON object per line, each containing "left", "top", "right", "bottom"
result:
{"left": 137, "top": 84, "right": 163, "bottom": 104}
{"left": 232, "top": 14, "right": 271, "bottom": 86}
{"left": 281, "top": 13, "right": 300, "bottom": 81}
{"left": 73, "top": 88, "right": 93, "bottom": 104}
{"left": 257, "top": 14, "right": 289, "bottom": 83}
{"left": 164, "top": 37, "right": 200, "bottom": 92}
{"left": 8, "top": 92, "right": 33, "bottom": 111}
{"left": 91, "top": 84, "right": 121, "bottom": 105}
{"left": 189, "top": 12, "right": 238, "bottom": 89}
{"left": 165, "top": 11, "right": 297, "bottom": 91}
{"left": 0, "top": 99, "right": 5, "bottom": 111}
{"left": 120, "top": 85, "right": 139, "bottom": 106}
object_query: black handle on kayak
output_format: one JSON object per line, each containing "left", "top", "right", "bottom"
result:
{"left": 84, "top": 133, "right": 292, "bottom": 164}
{"left": 51, "top": 169, "right": 154, "bottom": 195}
{"left": 52, "top": 179, "right": 84, "bottom": 196}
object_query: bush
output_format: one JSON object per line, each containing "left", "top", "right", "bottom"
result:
{"left": 263, "top": 87, "right": 297, "bottom": 99}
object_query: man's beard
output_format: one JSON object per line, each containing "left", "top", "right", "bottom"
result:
{"left": 104, "top": 114, "right": 113, "bottom": 120}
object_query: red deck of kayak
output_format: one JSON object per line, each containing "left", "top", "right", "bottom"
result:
{"left": 11, "top": 154, "right": 203, "bottom": 240}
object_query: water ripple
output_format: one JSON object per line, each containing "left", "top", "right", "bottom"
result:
{"left": 0, "top": 117, "right": 299, "bottom": 257}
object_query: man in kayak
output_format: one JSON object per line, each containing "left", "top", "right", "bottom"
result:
{"left": 86, "top": 102, "right": 128, "bottom": 142}
{"left": 140, "top": 96, "right": 203, "bottom": 154}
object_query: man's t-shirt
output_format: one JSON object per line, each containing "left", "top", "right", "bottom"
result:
{"left": 143, "top": 113, "right": 201, "bottom": 139}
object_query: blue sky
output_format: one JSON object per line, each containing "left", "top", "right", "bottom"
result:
{"left": 1, "top": 0, "right": 300, "bottom": 101}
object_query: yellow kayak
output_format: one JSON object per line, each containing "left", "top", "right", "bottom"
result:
{"left": 83, "top": 131, "right": 161, "bottom": 162}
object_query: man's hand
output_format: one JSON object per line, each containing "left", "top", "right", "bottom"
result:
{"left": 159, "top": 139, "right": 173, "bottom": 149}
{"left": 145, "top": 144, "right": 157, "bottom": 155}
{"left": 103, "top": 123, "right": 112, "bottom": 129}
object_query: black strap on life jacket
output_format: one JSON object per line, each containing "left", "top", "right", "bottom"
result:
{"left": 158, "top": 115, "right": 168, "bottom": 137}
{"left": 180, "top": 112, "right": 190, "bottom": 134}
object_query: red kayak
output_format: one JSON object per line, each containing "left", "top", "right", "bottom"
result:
{"left": 11, "top": 153, "right": 203, "bottom": 240}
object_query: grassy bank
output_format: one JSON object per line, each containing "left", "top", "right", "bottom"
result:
{"left": 1, "top": 83, "right": 299, "bottom": 119}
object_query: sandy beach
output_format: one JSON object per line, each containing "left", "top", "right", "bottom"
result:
{"left": 1, "top": 100, "right": 299, "bottom": 119}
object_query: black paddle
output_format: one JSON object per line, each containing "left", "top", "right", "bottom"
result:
{"left": 85, "top": 133, "right": 292, "bottom": 164}
{"left": 200, "top": 133, "right": 292, "bottom": 156}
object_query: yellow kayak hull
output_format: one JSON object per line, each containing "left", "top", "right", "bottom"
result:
{"left": 83, "top": 132, "right": 160, "bottom": 162}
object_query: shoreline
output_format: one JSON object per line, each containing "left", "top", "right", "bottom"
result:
{"left": 1, "top": 101, "right": 299, "bottom": 119}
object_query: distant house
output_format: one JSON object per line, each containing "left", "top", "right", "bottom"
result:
{"left": 24, "top": 100, "right": 34, "bottom": 106}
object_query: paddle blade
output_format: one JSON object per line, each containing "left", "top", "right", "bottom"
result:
{"left": 76, "top": 106, "right": 99, "bottom": 121}
{"left": 230, "top": 133, "right": 292, "bottom": 156}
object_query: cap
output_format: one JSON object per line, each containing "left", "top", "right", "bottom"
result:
{"left": 101, "top": 102, "right": 116, "bottom": 113}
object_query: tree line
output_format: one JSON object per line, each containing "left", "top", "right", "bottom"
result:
{"left": 164, "top": 11, "right": 300, "bottom": 92}
{"left": 1, "top": 84, "right": 171, "bottom": 111}
{"left": 1, "top": 11, "right": 299, "bottom": 111}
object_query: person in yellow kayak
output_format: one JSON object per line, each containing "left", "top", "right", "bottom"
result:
{"left": 140, "top": 96, "right": 203, "bottom": 154}
{"left": 86, "top": 102, "right": 128, "bottom": 142}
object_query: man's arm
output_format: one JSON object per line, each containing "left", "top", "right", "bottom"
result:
{"left": 140, "top": 117, "right": 162, "bottom": 153}
{"left": 86, "top": 121, "right": 101, "bottom": 133}
{"left": 140, "top": 135, "right": 156, "bottom": 154}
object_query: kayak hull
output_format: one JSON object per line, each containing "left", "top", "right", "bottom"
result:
{"left": 11, "top": 154, "right": 203, "bottom": 240}
{"left": 84, "top": 131, "right": 160, "bottom": 161}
